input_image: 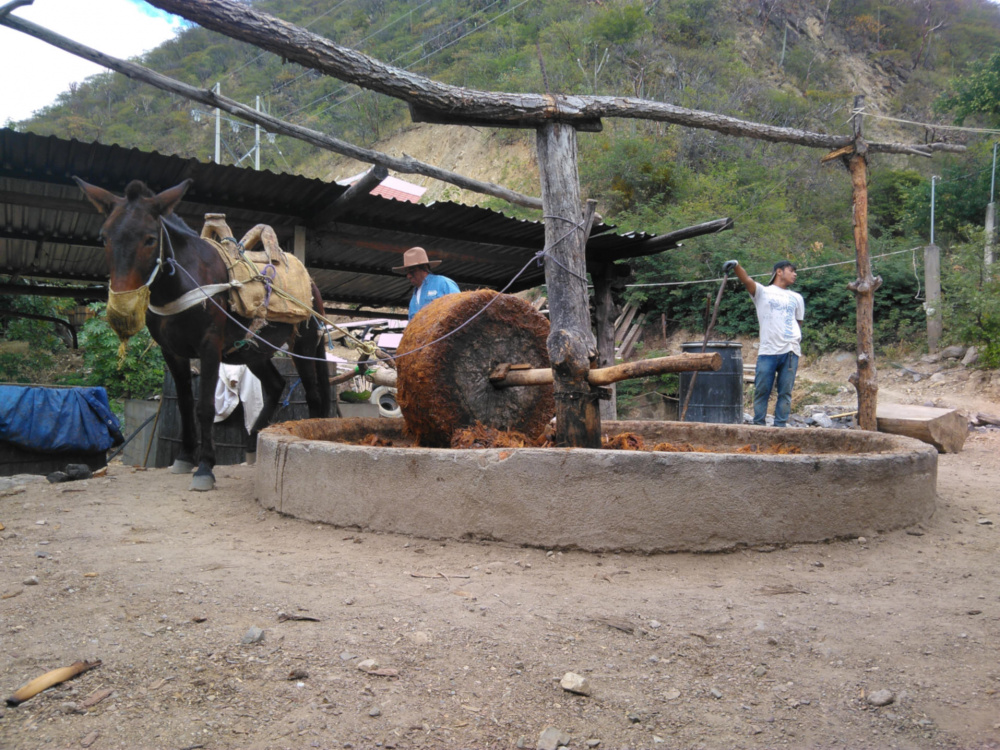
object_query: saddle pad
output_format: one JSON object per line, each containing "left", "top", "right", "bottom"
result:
{"left": 210, "top": 238, "right": 314, "bottom": 324}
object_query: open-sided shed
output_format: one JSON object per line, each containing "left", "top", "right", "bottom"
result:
{"left": 0, "top": 128, "right": 724, "bottom": 314}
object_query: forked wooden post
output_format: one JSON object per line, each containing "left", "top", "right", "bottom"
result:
{"left": 536, "top": 122, "right": 601, "bottom": 447}
{"left": 845, "top": 95, "right": 881, "bottom": 431}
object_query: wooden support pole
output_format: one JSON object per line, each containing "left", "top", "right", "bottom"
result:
{"left": 489, "top": 352, "right": 721, "bottom": 388}
{"left": 844, "top": 95, "right": 882, "bottom": 432}
{"left": 536, "top": 122, "right": 601, "bottom": 447}
{"left": 591, "top": 262, "right": 619, "bottom": 421}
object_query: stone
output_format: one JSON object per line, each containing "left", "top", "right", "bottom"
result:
{"left": 867, "top": 689, "right": 894, "bottom": 707}
{"left": 560, "top": 672, "right": 592, "bottom": 696}
{"left": 939, "top": 345, "right": 966, "bottom": 360}
{"left": 537, "top": 727, "right": 571, "bottom": 750}
{"left": 241, "top": 626, "right": 265, "bottom": 644}
{"left": 368, "top": 706, "right": 381, "bottom": 717}
{"left": 962, "top": 346, "right": 979, "bottom": 366}
{"left": 23, "top": 575, "right": 39, "bottom": 586}
{"left": 753, "top": 665, "right": 768, "bottom": 678}
{"left": 811, "top": 412, "right": 834, "bottom": 429}
{"left": 65, "top": 464, "right": 93, "bottom": 480}
{"left": 357, "top": 658, "right": 379, "bottom": 672}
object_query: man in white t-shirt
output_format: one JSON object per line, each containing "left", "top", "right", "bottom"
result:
{"left": 723, "top": 259, "right": 805, "bottom": 427}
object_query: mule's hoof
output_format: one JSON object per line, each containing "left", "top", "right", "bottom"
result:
{"left": 170, "top": 459, "right": 196, "bottom": 474}
{"left": 245, "top": 451, "right": 256, "bottom": 465}
{"left": 190, "top": 473, "right": 215, "bottom": 492}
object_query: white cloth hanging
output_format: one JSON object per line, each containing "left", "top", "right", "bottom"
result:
{"left": 214, "top": 364, "right": 264, "bottom": 432}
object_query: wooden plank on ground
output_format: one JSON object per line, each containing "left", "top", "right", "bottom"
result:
{"left": 875, "top": 403, "right": 968, "bottom": 454}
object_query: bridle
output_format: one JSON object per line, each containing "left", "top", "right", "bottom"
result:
{"left": 144, "top": 217, "right": 241, "bottom": 317}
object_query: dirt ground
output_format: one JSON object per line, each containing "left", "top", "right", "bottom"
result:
{"left": 2, "top": 354, "right": 1000, "bottom": 750}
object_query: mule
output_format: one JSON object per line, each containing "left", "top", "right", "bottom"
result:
{"left": 76, "top": 177, "right": 329, "bottom": 490}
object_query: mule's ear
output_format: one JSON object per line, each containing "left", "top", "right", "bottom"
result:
{"left": 151, "top": 179, "right": 194, "bottom": 217}
{"left": 74, "top": 176, "right": 121, "bottom": 216}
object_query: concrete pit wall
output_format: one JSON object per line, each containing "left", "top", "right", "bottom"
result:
{"left": 255, "top": 419, "right": 937, "bottom": 553}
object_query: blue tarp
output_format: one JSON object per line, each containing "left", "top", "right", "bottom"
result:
{"left": 0, "top": 386, "right": 122, "bottom": 453}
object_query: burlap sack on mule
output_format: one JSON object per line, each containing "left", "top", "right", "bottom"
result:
{"left": 206, "top": 221, "right": 313, "bottom": 324}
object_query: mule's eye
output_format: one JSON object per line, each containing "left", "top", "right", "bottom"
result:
{"left": 144, "top": 234, "right": 158, "bottom": 248}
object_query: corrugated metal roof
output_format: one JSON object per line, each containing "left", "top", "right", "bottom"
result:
{"left": 0, "top": 128, "right": 672, "bottom": 310}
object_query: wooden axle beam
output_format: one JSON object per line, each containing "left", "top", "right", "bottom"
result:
{"left": 489, "top": 352, "right": 721, "bottom": 388}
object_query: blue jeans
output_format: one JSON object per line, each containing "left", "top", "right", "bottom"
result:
{"left": 753, "top": 352, "right": 799, "bottom": 427}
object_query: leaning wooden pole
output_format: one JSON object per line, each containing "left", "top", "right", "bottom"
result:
{"left": 536, "top": 122, "right": 601, "bottom": 447}
{"left": 845, "top": 96, "right": 882, "bottom": 431}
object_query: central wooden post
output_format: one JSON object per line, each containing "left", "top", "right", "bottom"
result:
{"left": 845, "top": 95, "right": 882, "bottom": 431}
{"left": 536, "top": 122, "right": 601, "bottom": 447}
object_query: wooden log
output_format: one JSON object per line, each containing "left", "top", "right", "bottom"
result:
{"left": 395, "top": 290, "right": 554, "bottom": 447}
{"left": 536, "top": 121, "right": 600, "bottom": 448}
{"left": 843, "top": 95, "right": 881, "bottom": 432}
{"left": 489, "top": 353, "right": 721, "bottom": 388}
{"left": 308, "top": 165, "right": 388, "bottom": 227}
{"left": 135, "top": 1, "right": 964, "bottom": 155}
{"left": 876, "top": 403, "right": 968, "bottom": 453}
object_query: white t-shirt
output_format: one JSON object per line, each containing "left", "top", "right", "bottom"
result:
{"left": 753, "top": 284, "right": 805, "bottom": 356}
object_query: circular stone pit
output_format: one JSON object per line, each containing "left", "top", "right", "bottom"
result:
{"left": 255, "top": 419, "right": 937, "bottom": 553}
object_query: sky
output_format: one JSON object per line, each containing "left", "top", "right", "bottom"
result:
{"left": 0, "top": 0, "right": 183, "bottom": 125}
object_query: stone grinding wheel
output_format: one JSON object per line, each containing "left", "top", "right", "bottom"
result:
{"left": 396, "top": 290, "right": 555, "bottom": 447}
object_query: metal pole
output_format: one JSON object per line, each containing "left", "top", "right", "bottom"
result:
{"left": 991, "top": 142, "right": 997, "bottom": 204}
{"left": 255, "top": 95, "right": 261, "bottom": 170}
{"left": 930, "top": 175, "right": 937, "bottom": 246}
{"left": 213, "top": 82, "right": 221, "bottom": 164}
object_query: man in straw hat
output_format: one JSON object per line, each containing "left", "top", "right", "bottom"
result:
{"left": 722, "top": 259, "right": 805, "bottom": 427}
{"left": 393, "top": 246, "right": 460, "bottom": 319}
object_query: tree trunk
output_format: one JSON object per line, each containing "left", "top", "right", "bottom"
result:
{"left": 0, "top": 12, "right": 542, "bottom": 210}
{"left": 132, "top": 1, "right": 963, "bottom": 156}
{"left": 845, "top": 98, "right": 881, "bottom": 432}
{"left": 536, "top": 122, "right": 600, "bottom": 448}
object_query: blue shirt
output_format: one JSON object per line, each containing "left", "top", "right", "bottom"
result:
{"left": 409, "top": 273, "right": 459, "bottom": 318}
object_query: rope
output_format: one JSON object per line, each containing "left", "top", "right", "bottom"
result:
{"left": 859, "top": 109, "right": 1000, "bottom": 136}
{"left": 625, "top": 247, "right": 921, "bottom": 289}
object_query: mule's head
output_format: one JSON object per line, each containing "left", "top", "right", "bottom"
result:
{"left": 74, "top": 177, "right": 193, "bottom": 293}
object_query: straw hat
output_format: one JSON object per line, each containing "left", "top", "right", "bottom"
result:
{"left": 392, "top": 246, "right": 442, "bottom": 274}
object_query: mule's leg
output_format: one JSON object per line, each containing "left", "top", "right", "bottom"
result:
{"left": 244, "top": 359, "right": 286, "bottom": 465}
{"left": 292, "top": 316, "right": 330, "bottom": 419}
{"left": 163, "top": 353, "right": 197, "bottom": 474}
{"left": 190, "top": 356, "right": 222, "bottom": 491}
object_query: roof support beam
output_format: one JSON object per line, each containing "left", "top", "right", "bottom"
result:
{"left": 143, "top": 0, "right": 963, "bottom": 157}
{"left": 0, "top": 10, "right": 543, "bottom": 210}
{"left": 308, "top": 166, "right": 388, "bottom": 227}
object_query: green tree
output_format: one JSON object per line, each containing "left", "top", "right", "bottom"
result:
{"left": 936, "top": 50, "right": 1000, "bottom": 126}
{"left": 80, "top": 305, "right": 165, "bottom": 401}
